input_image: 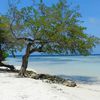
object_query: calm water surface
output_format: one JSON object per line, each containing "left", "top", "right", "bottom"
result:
{"left": 6, "top": 56, "right": 100, "bottom": 78}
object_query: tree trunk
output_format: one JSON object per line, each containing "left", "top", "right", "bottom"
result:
{"left": 19, "top": 54, "right": 29, "bottom": 77}
{"left": 0, "top": 61, "right": 15, "bottom": 71}
{"left": 19, "top": 43, "right": 32, "bottom": 77}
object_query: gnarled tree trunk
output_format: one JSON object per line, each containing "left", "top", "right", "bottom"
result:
{"left": 19, "top": 54, "right": 29, "bottom": 76}
{"left": 19, "top": 43, "right": 32, "bottom": 77}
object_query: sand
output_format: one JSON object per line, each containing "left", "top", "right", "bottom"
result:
{"left": 0, "top": 71, "right": 100, "bottom": 100}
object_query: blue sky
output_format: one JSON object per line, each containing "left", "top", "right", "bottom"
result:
{"left": 0, "top": 0, "right": 100, "bottom": 54}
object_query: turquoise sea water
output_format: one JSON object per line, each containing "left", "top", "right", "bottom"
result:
{"left": 6, "top": 55, "right": 100, "bottom": 78}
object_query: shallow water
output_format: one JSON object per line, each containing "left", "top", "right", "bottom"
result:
{"left": 6, "top": 56, "right": 100, "bottom": 78}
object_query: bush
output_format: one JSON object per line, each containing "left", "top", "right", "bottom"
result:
{"left": 0, "top": 50, "right": 9, "bottom": 61}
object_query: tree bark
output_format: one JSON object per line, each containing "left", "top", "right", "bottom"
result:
{"left": 19, "top": 43, "right": 32, "bottom": 77}
{"left": 0, "top": 61, "right": 15, "bottom": 71}
{"left": 19, "top": 54, "right": 29, "bottom": 76}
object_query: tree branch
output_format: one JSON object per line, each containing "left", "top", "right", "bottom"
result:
{"left": 17, "top": 37, "right": 34, "bottom": 42}
{"left": 29, "top": 46, "right": 44, "bottom": 54}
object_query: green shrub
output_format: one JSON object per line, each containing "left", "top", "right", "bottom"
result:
{"left": 0, "top": 50, "right": 9, "bottom": 61}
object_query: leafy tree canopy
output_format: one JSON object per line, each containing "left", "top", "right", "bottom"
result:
{"left": 9, "top": 0, "right": 97, "bottom": 56}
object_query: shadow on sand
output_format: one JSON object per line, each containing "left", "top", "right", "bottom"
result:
{"left": 59, "top": 75, "right": 100, "bottom": 85}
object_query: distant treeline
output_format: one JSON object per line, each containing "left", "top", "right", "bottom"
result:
{"left": 8, "top": 54, "right": 100, "bottom": 57}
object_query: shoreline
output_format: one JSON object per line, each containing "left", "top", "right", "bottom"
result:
{"left": 0, "top": 68, "right": 100, "bottom": 100}
{"left": 6, "top": 56, "right": 100, "bottom": 79}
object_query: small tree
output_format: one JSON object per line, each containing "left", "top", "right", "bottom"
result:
{"left": 9, "top": 0, "right": 97, "bottom": 76}
{"left": 0, "top": 15, "right": 22, "bottom": 70}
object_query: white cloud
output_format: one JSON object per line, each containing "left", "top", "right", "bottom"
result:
{"left": 88, "top": 18, "right": 100, "bottom": 25}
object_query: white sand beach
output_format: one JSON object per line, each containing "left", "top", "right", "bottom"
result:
{"left": 0, "top": 70, "right": 100, "bottom": 100}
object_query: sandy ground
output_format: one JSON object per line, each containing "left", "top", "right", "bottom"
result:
{"left": 0, "top": 72, "right": 100, "bottom": 100}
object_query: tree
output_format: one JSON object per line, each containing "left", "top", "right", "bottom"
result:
{"left": 8, "top": 0, "right": 98, "bottom": 76}
{"left": 0, "top": 16, "right": 22, "bottom": 70}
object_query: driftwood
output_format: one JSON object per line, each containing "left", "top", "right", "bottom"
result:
{"left": 0, "top": 62, "right": 15, "bottom": 71}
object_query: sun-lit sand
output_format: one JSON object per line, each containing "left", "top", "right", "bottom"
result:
{"left": 0, "top": 69, "right": 100, "bottom": 100}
